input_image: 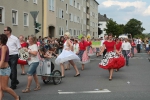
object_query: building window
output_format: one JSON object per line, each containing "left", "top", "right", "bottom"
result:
{"left": 0, "top": 7, "right": 4, "bottom": 23}
{"left": 12, "top": 10, "right": 18, "bottom": 25}
{"left": 69, "top": 29, "right": 72, "bottom": 36}
{"left": 24, "top": 0, "right": 29, "bottom": 1}
{"left": 66, "top": 20, "right": 68, "bottom": 30}
{"left": 49, "top": 0, "right": 55, "bottom": 11}
{"left": 74, "top": 0, "right": 76, "bottom": 7}
{"left": 70, "top": 0, "right": 73, "bottom": 6}
{"left": 69, "top": 13, "right": 73, "bottom": 21}
{"left": 59, "top": 27, "right": 64, "bottom": 36}
{"left": 74, "top": 30, "right": 76, "bottom": 36}
{"left": 77, "top": 17, "right": 80, "bottom": 23}
{"left": 66, "top": 4, "right": 68, "bottom": 13}
{"left": 24, "top": 13, "right": 29, "bottom": 26}
{"left": 59, "top": 9, "right": 64, "bottom": 19}
{"left": 77, "top": 3, "right": 80, "bottom": 9}
{"left": 33, "top": 0, "right": 38, "bottom": 4}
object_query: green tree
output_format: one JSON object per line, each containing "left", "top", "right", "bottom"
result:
{"left": 104, "top": 19, "right": 124, "bottom": 37}
{"left": 124, "top": 18, "right": 145, "bottom": 37}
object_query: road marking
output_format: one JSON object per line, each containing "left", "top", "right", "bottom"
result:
{"left": 58, "top": 89, "right": 111, "bottom": 94}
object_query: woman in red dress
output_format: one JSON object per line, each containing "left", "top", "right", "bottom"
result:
{"left": 115, "top": 38, "right": 122, "bottom": 72}
{"left": 18, "top": 35, "right": 28, "bottom": 75}
{"left": 99, "top": 34, "right": 125, "bottom": 81}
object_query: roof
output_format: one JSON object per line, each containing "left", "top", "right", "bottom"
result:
{"left": 98, "top": 13, "right": 109, "bottom": 21}
{"left": 94, "top": 0, "right": 99, "bottom": 5}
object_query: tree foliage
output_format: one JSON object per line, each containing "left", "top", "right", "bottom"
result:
{"left": 124, "top": 18, "right": 145, "bottom": 37}
{"left": 104, "top": 19, "right": 124, "bottom": 37}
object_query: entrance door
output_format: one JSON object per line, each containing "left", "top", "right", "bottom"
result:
{"left": 49, "top": 26, "right": 55, "bottom": 38}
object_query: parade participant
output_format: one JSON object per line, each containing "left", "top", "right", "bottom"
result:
{"left": 99, "top": 33, "right": 125, "bottom": 81}
{"left": 58, "top": 36, "right": 64, "bottom": 54}
{"left": 100, "top": 34, "right": 108, "bottom": 57}
{"left": 131, "top": 39, "right": 136, "bottom": 57}
{"left": 18, "top": 35, "right": 28, "bottom": 75}
{"left": 55, "top": 32, "right": 80, "bottom": 77}
{"left": 87, "top": 37, "right": 94, "bottom": 56}
{"left": 0, "top": 34, "right": 20, "bottom": 100}
{"left": 73, "top": 39, "right": 79, "bottom": 54}
{"left": 22, "top": 35, "right": 40, "bottom": 93}
{"left": 122, "top": 38, "right": 132, "bottom": 66}
{"left": 115, "top": 38, "right": 122, "bottom": 72}
{"left": 4, "top": 27, "right": 21, "bottom": 89}
{"left": 136, "top": 37, "right": 142, "bottom": 53}
{"left": 78, "top": 37, "right": 90, "bottom": 70}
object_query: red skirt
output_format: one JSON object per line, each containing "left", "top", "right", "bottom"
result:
{"left": 99, "top": 52, "right": 125, "bottom": 69}
{"left": 17, "top": 59, "right": 28, "bottom": 65}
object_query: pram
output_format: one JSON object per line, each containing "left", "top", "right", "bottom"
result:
{"left": 36, "top": 53, "right": 62, "bottom": 85}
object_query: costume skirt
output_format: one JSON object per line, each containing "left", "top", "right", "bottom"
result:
{"left": 17, "top": 59, "right": 28, "bottom": 65}
{"left": 55, "top": 49, "right": 80, "bottom": 65}
{"left": 88, "top": 46, "right": 95, "bottom": 56}
{"left": 99, "top": 51, "right": 125, "bottom": 69}
{"left": 79, "top": 50, "right": 90, "bottom": 64}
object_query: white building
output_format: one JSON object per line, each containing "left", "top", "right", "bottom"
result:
{"left": 98, "top": 13, "right": 109, "bottom": 38}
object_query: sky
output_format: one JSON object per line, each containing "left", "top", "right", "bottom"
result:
{"left": 97, "top": 0, "right": 150, "bottom": 33}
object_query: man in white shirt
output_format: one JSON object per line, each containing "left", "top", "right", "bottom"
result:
{"left": 136, "top": 37, "right": 142, "bottom": 53}
{"left": 4, "top": 27, "right": 21, "bottom": 89}
{"left": 122, "top": 38, "right": 131, "bottom": 66}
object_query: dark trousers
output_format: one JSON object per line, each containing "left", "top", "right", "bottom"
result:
{"left": 8, "top": 54, "right": 19, "bottom": 87}
{"left": 103, "top": 49, "right": 107, "bottom": 57}
{"left": 78, "top": 50, "right": 84, "bottom": 61}
{"left": 137, "top": 44, "right": 141, "bottom": 53}
{"left": 122, "top": 50, "right": 130, "bottom": 66}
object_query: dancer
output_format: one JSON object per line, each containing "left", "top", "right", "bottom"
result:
{"left": 0, "top": 34, "right": 20, "bottom": 100}
{"left": 78, "top": 37, "right": 90, "bottom": 70}
{"left": 55, "top": 32, "right": 80, "bottom": 77}
{"left": 99, "top": 33, "right": 125, "bottom": 81}
{"left": 18, "top": 35, "right": 28, "bottom": 75}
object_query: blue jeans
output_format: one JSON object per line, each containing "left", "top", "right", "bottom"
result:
{"left": 0, "top": 67, "right": 11, "bottom": 76}
{"left": 122, "top": 50, "right": 130, "bottom": 66}
{"left": 27, "top": 62, "right": 39, "bottom": 76}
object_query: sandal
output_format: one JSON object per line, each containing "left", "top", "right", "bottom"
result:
{"left": 34, "top": 85, "right": 41, "bottom": 91}
{"left": 22, "top": 88, "right": 30, "bottom": 93}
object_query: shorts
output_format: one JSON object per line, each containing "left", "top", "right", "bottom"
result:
{"left": 27, "top": 62, "right": 39, "bottom": 75}
{"left": 0, "top": 67, "right": 11, "bottom": 76}
{"left": 146, "top": 47, "right": 149, "bottom": 51}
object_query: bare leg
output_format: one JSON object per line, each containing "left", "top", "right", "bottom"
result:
{"left": 69, "top": 60, "right": 80, "bottom": 75}
{"left": 20, "top": 64, "right": 25, "bottom": 74}
{"left": 0, "top": 76, "right": 3, "bottom": 100}
{"left": 1, "top": 76, "right": 19, "bottom": 100}
{"left": 33, "top": 74, "right": 40, "bottom": 86}
{"left": 109, "top": 69, "right": 114, "bottom": 80}
{"left": 60, "top": 63, "right": 65, "bottom": 76}
{"left": 81, "top": 64, "right": 84, "bottom": 70}
{"left": 26, "top": 75, "right": 33, "bottom": 88}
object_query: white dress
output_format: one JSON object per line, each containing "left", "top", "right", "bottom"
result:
{"left": 55, "top": 41, "right": 80, "bottom": 65}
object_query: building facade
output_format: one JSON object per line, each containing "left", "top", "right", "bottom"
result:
{"left": 43, "top": 0, "right": 99, "bottom": 38}
{"left": 0, "top": 0, "right": 43, "bottom": 37}
{"left": 98, "top": 13, "right": 109, "bottom": 38}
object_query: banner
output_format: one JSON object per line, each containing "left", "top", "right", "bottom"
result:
{"left": 78, "top": 34, "right": 83, "bottom": 39}
{"left": 92, "top": 41, "right": 101, "bottom": 48}
{"left": 19, "top": 48, "right": 29, "bottom": 60}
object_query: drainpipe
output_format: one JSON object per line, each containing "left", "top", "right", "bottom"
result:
{"left": 42, "top": 0, "right": 44, "bottom": 38}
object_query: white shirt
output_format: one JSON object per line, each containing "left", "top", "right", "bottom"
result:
{"left": 136, "top": 39, "right": 142, "bottom": 44}
{"left": 122, "top": 42, "right": 131, "bottom": 50}
{"left": 7, "top": 35, "right": 21, "bottom": 55}
{"left": 146, "top": 44, "right": 149, "bottom": 48}
{"left": 73, "top": 43, "right": 79, "bottom": 54}
{"left": 27, "top": 44, "right": 39, "bottom": 65}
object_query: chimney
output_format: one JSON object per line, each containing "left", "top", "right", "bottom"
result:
{"left": 104, "top": 14, "right": 107, "bottom": 18}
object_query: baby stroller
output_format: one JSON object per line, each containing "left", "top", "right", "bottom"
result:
{"left": 37, "top": 47, "right": 62, "bottom": 85}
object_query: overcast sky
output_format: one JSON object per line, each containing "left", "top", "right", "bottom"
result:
{"left": 97, "top": 0, "right": 150, "bottom": 33}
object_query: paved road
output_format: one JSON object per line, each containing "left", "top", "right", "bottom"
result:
{"left": 3, "top": 52, "right": 150, "bottom": 100}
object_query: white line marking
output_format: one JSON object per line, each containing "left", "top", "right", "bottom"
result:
{"left": 58, "top": 89, "right": 111, "bottom": 94}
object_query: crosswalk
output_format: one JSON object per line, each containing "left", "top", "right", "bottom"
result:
{"left": 90, "top": 57, "right": 149, "bottom": 60}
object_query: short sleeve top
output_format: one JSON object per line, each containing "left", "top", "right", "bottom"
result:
{"left": 103, "top": 41, "right": 115, "bottom": 52}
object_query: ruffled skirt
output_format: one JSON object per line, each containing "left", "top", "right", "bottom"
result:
{"left": 17, "top": 59, "right": 28, "bottom": 65}
{"left": 55, "top": 49, "right": 80, "bottom": 65}
{"left": 79, "top": 50, "right": 90, "bottom": 64}
{"left": 99, "top": 51, "right": 125, "bottom": 69}
{"left": 88, "top": 46, "right": 95, "bottom": 56}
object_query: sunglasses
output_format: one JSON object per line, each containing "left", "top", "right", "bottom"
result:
{"left": 4, "top": 30, "right": 7, "bottom": 31}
